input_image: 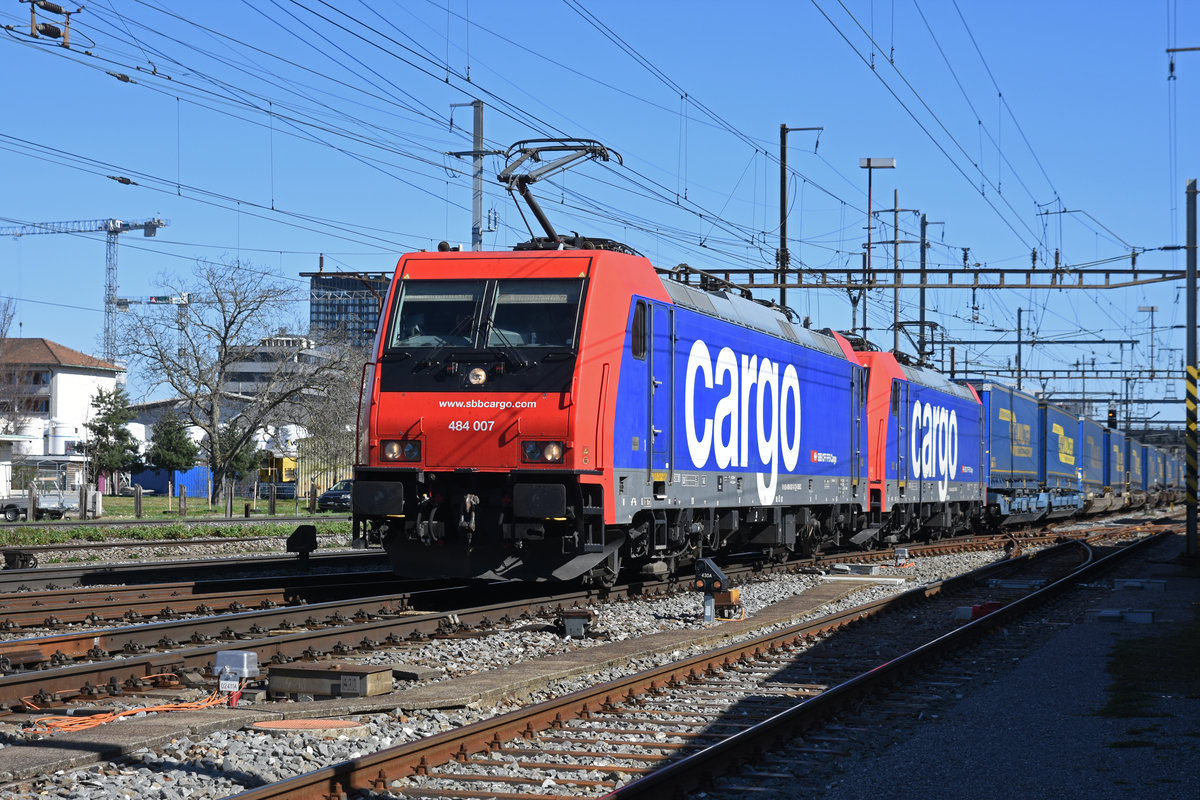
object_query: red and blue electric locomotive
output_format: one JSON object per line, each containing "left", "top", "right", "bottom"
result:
{"left": 351, "top": 245, "right": 876, "bottom": 583}
{"left": 351, "top": 139, "right": 1176, "bottom": 583}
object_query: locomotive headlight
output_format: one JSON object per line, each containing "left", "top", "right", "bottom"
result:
{"left": 468, "top": 367, "right": 487, "bottom": 386}
{"left": 521, "top": 440, "right": 564, "bottom": 463}
{"left": 381, "top": 439, "right": 422, "bottom": 462}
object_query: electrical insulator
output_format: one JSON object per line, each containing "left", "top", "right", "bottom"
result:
{"left": 35, "top": 22, "right": 62, "bottom": 38}
{"left": 35, "top": 1, "right": 68, "bottom": 14}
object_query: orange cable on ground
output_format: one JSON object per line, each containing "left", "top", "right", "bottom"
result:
{"left": 29, "top": 690, "right": 229, "bottom": 734}
{"left": 23, "top": 674, "right": 239, "bottom": 735}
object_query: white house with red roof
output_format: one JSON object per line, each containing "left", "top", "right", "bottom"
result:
{"left": 0, "top": 338, "right": 124, "bottom": 494}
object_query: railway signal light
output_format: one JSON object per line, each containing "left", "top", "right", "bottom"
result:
{"left": 694, "top": 558, "right": 727, "bottom": 595}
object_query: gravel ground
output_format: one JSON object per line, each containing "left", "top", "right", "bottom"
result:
{"left": 809, "top": 625, "right": 1200, "bottom": 800}
{"left": 802, "top": 535, "right": 1200, "bottom": 800}
{"left": 0, "top": 546, "right": 1077, "bottom": 799}
{"left": 24, "top": 534, "right": 355, "bottom": 566}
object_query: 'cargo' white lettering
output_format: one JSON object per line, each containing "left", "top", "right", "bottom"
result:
{"left": 910, "top": 400, "right": 959, "bottom": 501}
{"left": 685, "top": 338, "right": 802, "bottom": 504}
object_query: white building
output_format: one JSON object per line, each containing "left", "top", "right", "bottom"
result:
{"left": 0, "top": 338, "right": 123, "bottom": 492}
{"left": 222, "top": 334, "right": 325, "bottom": 397}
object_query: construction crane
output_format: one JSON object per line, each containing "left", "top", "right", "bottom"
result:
{"left": 0, "top": 217, "right": 168, "bottom": 363}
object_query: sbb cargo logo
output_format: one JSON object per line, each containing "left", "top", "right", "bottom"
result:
{"left": 684, "top": 339, "right": 801, "bottom": 505}
{"left": 910, "top": 400, "right": 959, "bottom": 501}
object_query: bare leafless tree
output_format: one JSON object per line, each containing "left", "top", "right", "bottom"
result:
{"left": 296, "top": 332, "right": 368, "bottom": 487}
{"left": 119, "top": 260, "right": 351, "bottom": 496}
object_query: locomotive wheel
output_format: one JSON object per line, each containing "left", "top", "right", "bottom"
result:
{"left": 598, "top": 551, "right": 621, "bottom": 587}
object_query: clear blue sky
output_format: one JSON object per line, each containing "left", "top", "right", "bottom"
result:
{"left": 1, "top": 1, "right": 1197, "bottom": 425}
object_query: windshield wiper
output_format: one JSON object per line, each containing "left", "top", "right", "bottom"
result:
{"left": 417, "top": 315, "right": 476, "bottom": 369}
{"left": 487, "top": 325, "right": 530, "bottom": 369}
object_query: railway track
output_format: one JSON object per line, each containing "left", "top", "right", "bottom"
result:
{"left": 0, "top": 522, "right": 1161, "bottom": 715}
{"left": 0, "top": 548, "right": 388, "bottom": 593}
{"left": 211, "top": 530, "right": 1165, "bottom": 800}
{"left": 0, "top": 523, "right": 350, "bottom": 571}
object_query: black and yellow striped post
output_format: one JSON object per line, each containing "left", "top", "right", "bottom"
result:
{"left": 1188, "top": 364, "right": 1198, "bottom": 556}
{"left": 1187, "top": 179, "right": 1198, "bottom": 558}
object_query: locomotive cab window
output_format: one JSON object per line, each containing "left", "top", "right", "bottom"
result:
{"left": 488, "top": 279, "right": 583, "bottom": 348}
{"left": 631, "top": 300, "right": 647, "bottom": 360}
{"left": 389, "top": 280, "right": 485, "bottom": 348}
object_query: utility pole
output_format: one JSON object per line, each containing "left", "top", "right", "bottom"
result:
{"left": 1017, "top": 308, "right": 1023, "bottom": 391}
{"left": 920, "top": 215, "right": 927, "bottom": 357}
{"left": 893, "top": 190, "right": 900, "bottom": 353}
{"left": 916, "top": 215, "right": 945, "bottom": 364}
{"left": 778, "top": 125, "right": 822, "bottom": 311}
{"left": 1139, "top": 305, "right": 1159, "bottom": 379}
{"left": 859, "top": 158, "right": 896, "bottom": 342}
{"left": 449, "top": 100, "right": 502, "bottom": 251}
{"left": 875, "top": 192, "right": 920, "bottom": 354}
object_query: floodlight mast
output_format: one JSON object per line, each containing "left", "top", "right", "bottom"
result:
{"left": 497, "top": 139, "right": 620, "bottom": 244}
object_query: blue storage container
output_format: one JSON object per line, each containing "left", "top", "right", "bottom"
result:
{"left": 128, "top": 466, "right": 211, "bottom": 498}
{"left": 975, "top": 383, "right": 1040, "bottom": 490}
{"left": 1127, "top": 438, "right": 1145, "bottom": 493}
{"left": 972, "top": 382, "right": 1043, "bottom": 522}
{"left": 1078, "top": 418, "right": 1105, "bottom": 492}
{"left": 1039, "top": 401, "right": 1083, "bottom": 518}
{"left": 1040, "top": 403, "right": 1079, "bottom": 490}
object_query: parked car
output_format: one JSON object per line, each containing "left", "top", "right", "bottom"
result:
{"left": 317, "top": 479, "right": 353, "bottom": 512}
{"left": 258, "top": 482, "right": 297, "bottom": 500}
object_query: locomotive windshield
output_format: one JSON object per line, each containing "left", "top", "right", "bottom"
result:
{"left": 381, "top": 277, "right": 585, "bottom": 393}
{"left": 388, "top": 278, "right": 583, "bottom": 351}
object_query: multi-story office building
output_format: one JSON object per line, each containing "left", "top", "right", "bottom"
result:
{"left": 303, "top": 271, "right": 390, "bottom": 349}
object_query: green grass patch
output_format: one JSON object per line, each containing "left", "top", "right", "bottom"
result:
{"left": 0, "top": 519, "right": 351, "bottom": 547}
{"left": 1099, "top": 604, "right": 1200, "bottom": 718}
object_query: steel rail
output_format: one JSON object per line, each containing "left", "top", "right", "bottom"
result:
{"left": 605, "top": 532, "right": 1167, "bottom": 797}
{"left": 0, "top": 550, "right": 389, "bottom": 593}
{"left": 216, "top": 535, "right": 1119, "bottom": 800}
